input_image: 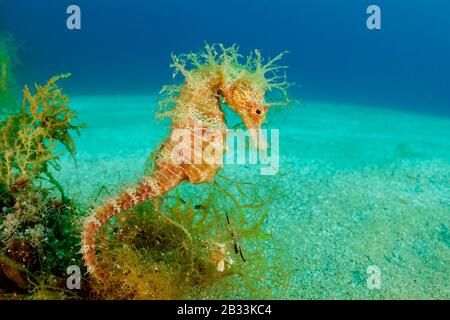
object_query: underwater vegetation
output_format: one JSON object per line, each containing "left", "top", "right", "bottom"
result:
{"left": 0, "top": 74, "right": 84, "bottom": 298}
{"left": 82, "top": 43, "right": 292, "bottom": 281}
{"left": 90, "top": 173, "right": 284, "bottom": 299}
{"left": 0, "top": 74, "right": 83, "bottom": 192}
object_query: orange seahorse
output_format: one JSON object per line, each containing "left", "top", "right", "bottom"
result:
{"left": 81, "top": 44, "right": 291, "bottom": 280}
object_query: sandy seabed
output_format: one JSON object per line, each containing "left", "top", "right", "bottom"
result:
{"left": 54, "top": 96, "right": 450, "bottom": 299}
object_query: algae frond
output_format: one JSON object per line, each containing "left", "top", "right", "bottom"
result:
{"left": 90, "top": 172, "right": 281, "bottom": 299}
{"left": 0, "top": 74, "right": 85, "bottom": 297}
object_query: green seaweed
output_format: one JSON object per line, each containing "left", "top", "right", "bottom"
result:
{"left": 89, "top": 173, "right": 278, "bottom": 299}
{"left": 0, "top": 74, "right": 85, "bottom": 196}
{"left": 0, "top": 74, "right": 86, "bottom": 297}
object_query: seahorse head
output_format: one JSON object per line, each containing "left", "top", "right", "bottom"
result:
{"left": 223, "top": 76, "right": 270, "bottom": 149}
{"left": 221, "top": 47, "right": 291, "bottom": 150}
{"left": 164, "top": 44, "right": 292, "bottom": 149}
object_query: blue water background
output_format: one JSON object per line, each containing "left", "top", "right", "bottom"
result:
{"left": 1, "top": 0, "right": 449, "bottom": 115}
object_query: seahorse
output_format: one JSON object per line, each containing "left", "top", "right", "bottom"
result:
{"left": 81, "top": 44, "right": 291, "bottom": 280}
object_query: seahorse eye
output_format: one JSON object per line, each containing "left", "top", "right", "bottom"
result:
{"left": 255, "top": 109, "right": 261, "bottom": 114}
